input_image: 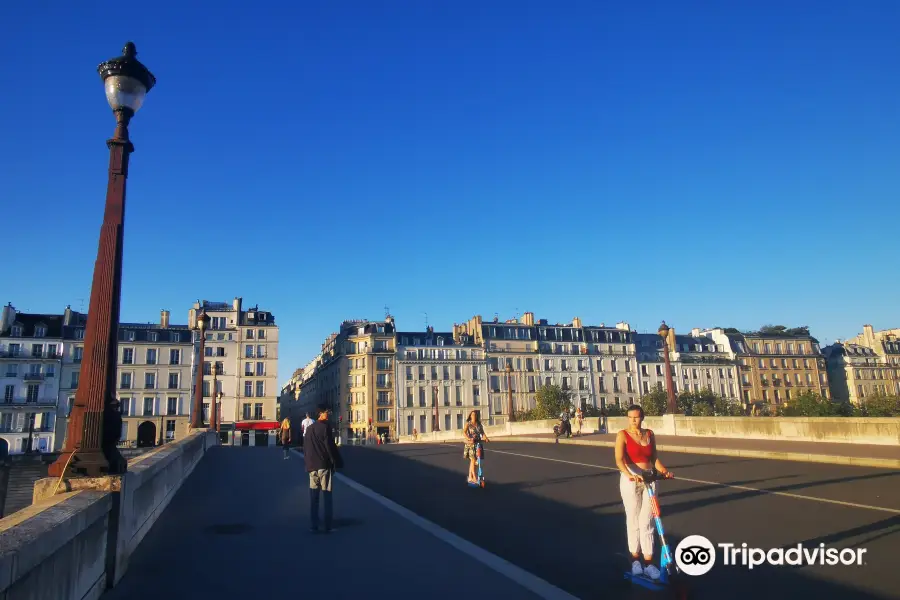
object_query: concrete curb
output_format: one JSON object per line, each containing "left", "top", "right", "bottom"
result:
{"left": 487, "top": 436, "right": 900, "bottom": 470}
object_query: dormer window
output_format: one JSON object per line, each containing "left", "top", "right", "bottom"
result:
{"left": 10, "top": 325, "right": 22, "bottom": 337}
{"left": 126, "top": 330, "right": 135, "bottom": 341}
{"left": 34, "top": 325, "right": 46, "bottom": 337}
{"left": 75, "top": 328, "right": 85, "bottom": 340}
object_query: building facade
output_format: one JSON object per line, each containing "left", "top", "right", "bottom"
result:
{"left": 395, "top": 327, "right": 485, "bottom": 436}
{"left": 635, "top": 327, "right": 741, "bottom": 406}
{"left": 726, "top": 328, "right": 829, "bottom": 410}
{"left": 0, "top": 304, "right": 66, "bottom": 454}
{"left": 187, "top": 298, "right": 280, "bottom": 440}
{"left": 109, "top": 312, "right": 194, "bottom": 447}
{"left": 824, "top": 325, "right": 900, "bottom": 404}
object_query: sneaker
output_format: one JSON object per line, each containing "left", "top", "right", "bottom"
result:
{"left": 631, "top": 561, "right": 643, "bottom": 577}
{"left": 643, "top": 564, "right": 661, "bottom": 580}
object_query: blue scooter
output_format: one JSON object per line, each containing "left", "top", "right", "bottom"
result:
{"left": 467, "top": 442, "right": 484, "bottom": 488}
{"left": 623, "top": 468, "right": 683, "bottom": 593}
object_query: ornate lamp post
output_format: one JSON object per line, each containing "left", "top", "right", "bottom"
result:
{"left": 505, "top": 363, "right": 516, "bottom": 422}
{"left": 210, "top": 362, "right": 219, "bottom": 431}
{"left": 191, "top": 310, "right": 210, "bottom": 429}
{"left": 49, "top": 43, "right": 156, "bottom": 477}
{"left": 432, "top": 385, "right": 441, "bottom": 432}
{"left": 658, "top": 321, "right": 678, "bottom": 415}
{"left": 215, "top": 391, "right": 223, "bottom": 434}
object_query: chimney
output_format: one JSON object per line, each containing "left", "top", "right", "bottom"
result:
{"left": 691, "top": 328, "right": 701, "bottom": 337}
{"left": 0, "top": 303, "right": 15, "bottom": 334}
{"left": 233, "top": 297, "right": 242, "bottom": 313}
{"left": 161, "top": 309, "right": 170, "bottom": 329}
{"left": 863, "top": 324, "right": 875, "bottom": 346}
{"left": 572, "top": 317, "right": 582, "bottom": 328}
{"left": 522, "top": 312, "right": 535, "bottom": 326}
{"left": 615, "top": 321, "right": 629, "bottom": 331}
{"left": 64, "top": 305, "right": 73, "bottom": 326}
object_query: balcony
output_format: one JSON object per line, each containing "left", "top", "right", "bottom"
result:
{"left": 23, "top": 374, "right": 45, "bottom": 381}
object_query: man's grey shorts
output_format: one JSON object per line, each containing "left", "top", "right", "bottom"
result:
{"left": 309, "top": 469, "right": 333, "bottom": 491}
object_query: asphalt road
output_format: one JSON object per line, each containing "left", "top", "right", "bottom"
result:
{"left": 339, "top": 441, "right": 900, "bottom": 600}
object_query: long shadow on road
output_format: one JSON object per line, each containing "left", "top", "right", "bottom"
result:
{"left": 340, "top": 443, "right": 897, "bottom": 600}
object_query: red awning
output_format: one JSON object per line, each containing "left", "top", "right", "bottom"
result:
{"left": 234, "top": 421, "right": 281, "bottom": 431}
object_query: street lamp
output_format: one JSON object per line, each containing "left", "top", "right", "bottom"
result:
{"left": 191, "top": 309, "right": 210, "bottom": 429}
{"left": 210, "top": 362, "right": 219, "bottom": 431}
{"left": 48, "top": 42, "right": 156, "bottom": 478}
{"left": 432, "top": 385, "right": 441, "bottom": 432}
{"left": 506, "top": 363, "right": 516, "bottom": 422}
{"left": 658, "top": 321, "right": 678, "bottom": 415}
{"left": 215, "top": 391, "right": 223, "bottom": 434}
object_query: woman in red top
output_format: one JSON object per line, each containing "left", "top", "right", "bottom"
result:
{"left": 614, "top": 404, "right": 672, "bottom": 581}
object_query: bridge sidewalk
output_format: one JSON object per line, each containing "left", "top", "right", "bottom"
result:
{"left": 495, "top": 431, "right": 900, "bottom": 468}
{"left": 102, "top": 445, "right": 557, "bottom": 600}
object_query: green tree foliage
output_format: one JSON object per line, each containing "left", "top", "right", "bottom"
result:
{"left": 854, "top": 394, "right": 900, "bottom": 417}
{"left": 640, "top": 387, "right": 668, "bottom": 416}
{"left": 532, "top": 384, "right": 572, "bottom": 419}
{"left": 777, "top": 390, "right": 853, "bottom": 416}
{"left": 677, "top": 389, "right": 744, "bottom": 416}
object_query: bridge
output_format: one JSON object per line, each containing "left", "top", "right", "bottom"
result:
{"left": 0, "top": 421, "right": 898, "bottom": 600}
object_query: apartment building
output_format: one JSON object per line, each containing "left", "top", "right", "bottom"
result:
{"left": 108, "top": 312, "right": 194, "bottom": 446}
{"left": 727, "top": 327, "right": 829, "bottom": 410}
{"left": 345, "top": 318, "right": 396, "bottom": 439}
{"left": 395, "top": 327, "right": 485, "bottom": 435}
{"left": 0, "top": 304, "right": 66, "bottom": 454}
{"left": 824, "top": 325, "right": 900, "bottom": 404}
{"left": 453, "top": 313, "right": 639, "bottom": 415}
{"left": 634, "top": 327, "right": 741, "bottom": 401}
{"left": 187, "top": 298, "right": 279, "bottom": 439}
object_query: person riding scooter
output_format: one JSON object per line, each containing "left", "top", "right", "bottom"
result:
{"left": 553, "top": 409, "right": 572, "bottom": 440}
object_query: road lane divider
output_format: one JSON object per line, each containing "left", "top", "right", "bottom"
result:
{"left": 489, "top": 448, "right": 900, "bottom": 515}
{"left": 488, "top": 435, "right": 900, "bottom": 470}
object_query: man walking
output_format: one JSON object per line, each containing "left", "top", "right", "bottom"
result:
{"left": 304, "top": 404, "right": 343, "bottom": 533}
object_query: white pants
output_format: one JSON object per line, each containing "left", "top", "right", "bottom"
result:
{"left": 620, "top": 473, "right": 655, "bottom": 557}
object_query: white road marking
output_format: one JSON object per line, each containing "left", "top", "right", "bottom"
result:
{"left": 292, "top": 448, "right": 579, "bottom": 600}
{"left": 490, "top": 449, "right": 900, "bottom": 515}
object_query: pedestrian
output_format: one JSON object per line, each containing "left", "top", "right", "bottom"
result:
{"left": 300, "top": 412, "right": 315, "bottom": 448}
{"left": 304, "top": 404, "right": 343, "bottom": 533}
{"left": 280, "top": 417, "right": 292, "bottom": 459}
{"left": 575, "top": 405, "right": 584, "bottom": 436}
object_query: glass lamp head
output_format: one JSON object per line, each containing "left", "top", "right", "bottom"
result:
{"left": 196, "top": 310, "right": 210, "bottom": 332}
{"left": 98, "top": 42, "right": 156, "bottom": 113}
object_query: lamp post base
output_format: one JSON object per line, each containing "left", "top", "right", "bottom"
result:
{"left": 47, "top": 450, "right": 111, "bottom": 478}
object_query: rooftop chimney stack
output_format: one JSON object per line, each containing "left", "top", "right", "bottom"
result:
{"left": 161, "top": 309, "right": 170, "bottom": 329}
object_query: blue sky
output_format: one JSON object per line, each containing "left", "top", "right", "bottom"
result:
{"left": 2, "top": 1, "right": 898, "bottom": 386}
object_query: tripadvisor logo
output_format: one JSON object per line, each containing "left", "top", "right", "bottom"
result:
{"left": 676, "top": 536, "right": 867, "bottom": 575}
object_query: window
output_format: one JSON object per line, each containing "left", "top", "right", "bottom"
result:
{"left": 146, "top": 349, "right": 157, "bottom": 364}
{"left": 256, "top": 362, "right": 265, "bottom": 376}
{"left": 245, "top": 381, "right": 253, "bottom": 397}
{"left": 245, "top": 345, "right": 254, "bottom": 358}
{"left": 74, "top": 347, "right": 83, "bottom": 363}
{"left": 406, "top": 388, "right": 413, "bottom": 407}
{"left": 258, "top": 329, "right": 266, "bottom": 339}
{"left": 167, "top": 397, "right": 178, "bottom": 415}
{"left": 455, "top": 386, "right": 462, "bottom": 406}
{"left": 123, "top": 348, "right": 133, "bottom": 364}
{"left": 245, "top": 362, "right": 253, "bottom": 376}
{"left": 246, "top": 329, "right": 254, "bottom": 339}
{"left": 445, "top": 414, "right": 451, "bottom": 430}
{"left": 169, "top": 349, "right": 180, "bottom": 365}
{"left": 143, "top": 398, "right": 154, "bottom": 416}
{"left": 456, "top": 414, "right": 463, "bottom": 429}
{"left": 3, "top": 385, "right": 13, "bottom": 403}
{"left": 256, "top": 345, "right": 265, "bottom": 358}
{"left": 120, "top": 372, "right": 131, "bottom": 389}
{"left": 165, "top": 420, "right": 176, "bottom": 440}
{"left": 144, "top": 373, "right": 155, "bottom": 389}
{"left": 419, "top": 388, "right": 425, "bottom": 407}
{"left": 256, "top": 381, "right": 264, "bottom": 397}
{"left": 243, "top": 404, "right": 251, "bottom": 419}
{"left": 202, "top": 381, "right": 210, "bottom": 397}
{"left": 254, "top": 403, "right": 263, "bottom": 420}
{"left": 168, "top": 373, "right": 179, "bottom": 389}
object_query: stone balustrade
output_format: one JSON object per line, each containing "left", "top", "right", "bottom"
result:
{"left": 0, "top": 430, "right": 218, "bottom": 600}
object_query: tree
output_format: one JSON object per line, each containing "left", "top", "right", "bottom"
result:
{"left": 778, "top": 391, "right": 847, "bottom": 417}
{"left": 856, "top": 394, "right": 900, "bottom": 417}
{"left": 640, "top": 387, "right": 668, "bottom": 416}
{"left": 533, "top": 384, "right": 572, "bottom": 420}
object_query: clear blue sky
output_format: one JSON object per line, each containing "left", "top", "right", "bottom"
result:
{"left": 2, "top": 1, "right": 898, "bottom": 386}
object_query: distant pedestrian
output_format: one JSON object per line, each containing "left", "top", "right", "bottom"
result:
{"left": 304, "top": 404, "right": 343, "bottom": 533}
{"left": 280, "top": 417, "right": 292, "bottom": 459}
{"left": 300, "top": 412, "right": 315, "bottom": 448}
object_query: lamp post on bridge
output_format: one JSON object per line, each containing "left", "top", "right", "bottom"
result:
{"left": 505, "top": 363, "right": 516, "bottom": 422}
{"left": 432, "top": 385, "right": 440, "bottom": 432}
{"left": 48, "top": 42, "right": 156, "bottom": 478}
{"left": 210, "top": 361, "right": 219, "bottom": 431}
{"left": 191, "top": 310, "right": 210, "bottom": 429}
{"left": 658, "top": 322, "right": 678, "bottom": 415}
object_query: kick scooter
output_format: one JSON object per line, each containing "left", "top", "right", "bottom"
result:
{"left": 467, "top": 442, "right": 484, "bottom": 488}
{"left": 623, "top": 468, "right": 683, "bottom": 593}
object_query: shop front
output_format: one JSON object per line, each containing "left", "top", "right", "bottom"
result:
{"left": 231, "top": 420, "right": 280, "bottom": 446}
